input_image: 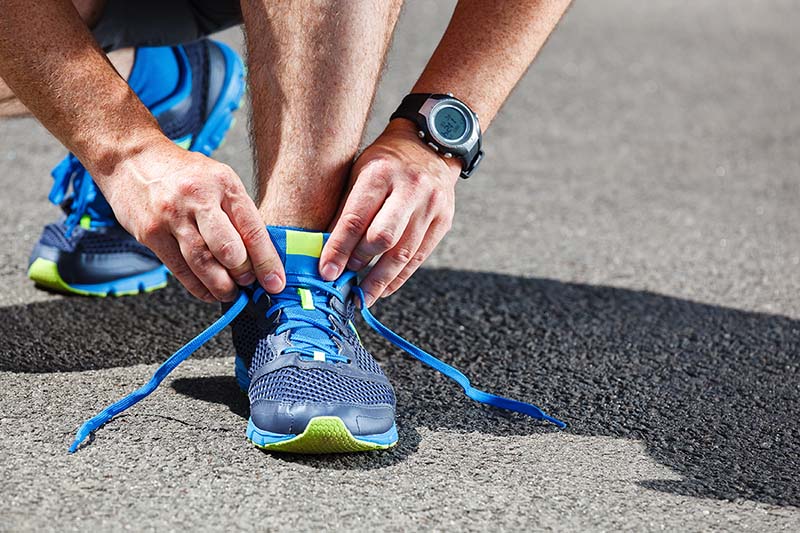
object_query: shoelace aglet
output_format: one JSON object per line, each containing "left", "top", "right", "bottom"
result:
{"left": 67, "top": 291, "right": 250, "bottom": 453}
{"left": 68, "top": 427, "right": 91, "bottom": 454}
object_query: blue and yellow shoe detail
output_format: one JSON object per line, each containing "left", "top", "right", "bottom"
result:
{"left": 231, "top": 227, "right": 399, "bottom": 454}
{"left": 28, "top": 39, "right": 246, "bottom": 297}
{"left": 27, "top": 258, "right": 168, "bottom": 297}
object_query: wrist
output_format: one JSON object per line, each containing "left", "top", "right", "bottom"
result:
{"left": 384, "top": 118, "right": 463, "bottom": 179}
{"left": 78, "top": 126, "right": 172, "bottom": 186}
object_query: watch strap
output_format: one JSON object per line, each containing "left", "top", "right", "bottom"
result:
{"left": 390, "top": 93, "right": 435, "bottom": 122}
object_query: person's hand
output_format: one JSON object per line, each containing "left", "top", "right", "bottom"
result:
{"left": 100, "top": 137, "right": 285, "bottom": 302}
{"left": 320, "top": 119, "right": 460, "bottom": 307}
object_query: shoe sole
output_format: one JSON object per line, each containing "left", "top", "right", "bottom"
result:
{"left": 236, "top": 356, "right": 398, "bottom": 453}
{"left": 28, "top": 42, "right": 246, "bottom": 298}
{"left": 247, "top": 416, "right": 398, "bottom": 454}
{"left": 27, "top": 258, "right": 168, "bottom": 297}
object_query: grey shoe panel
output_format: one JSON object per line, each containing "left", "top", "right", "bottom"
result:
{"left": 250, "top": 400, "right": 395, "bottom": 436}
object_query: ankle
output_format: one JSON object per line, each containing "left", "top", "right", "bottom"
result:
{"left": 257, "top": 164, "right": 350, "bottom": 231}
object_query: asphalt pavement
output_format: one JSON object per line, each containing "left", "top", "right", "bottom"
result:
{"left": 1, "top": 1, "right": 799, "bottom": 531}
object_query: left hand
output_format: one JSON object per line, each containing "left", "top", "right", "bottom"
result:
{"left": 319, "top": 119, "right": 461, "bottom": 307}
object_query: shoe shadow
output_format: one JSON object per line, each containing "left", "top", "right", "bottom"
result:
{"left": 2, "top": 268, "right": 798, "bottom": 504}
{"left": 170, "top": 375, "right": 422, "bottom": 469}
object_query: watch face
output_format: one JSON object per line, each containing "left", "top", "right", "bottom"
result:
{"left": 432, "top": 105, "right": 469, "bottom": 143}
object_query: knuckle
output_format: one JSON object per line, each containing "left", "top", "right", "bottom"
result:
{"left": 216, "top": 239, "right": 244, "bottom": 266}
{"left": 393, "top": 246, "right": 415, "bottom": 264}
{"left": 138, "top": 221, "right": 162, "bottom": 243}
{"left": 323, "top": 239, "right": 349, "bottom": 260}
{"left": 176, "top": 176, "right": 201, "bottom": 197}
{"left": 240, "top": 223, "right": 267, "bottom": 246}
{"left": 168, "top": 261, "right": 192, "bottom": 280}
{"left": 216, "top": 166, "right": 238, "bottom": 189}
{"left": 368, "top": 228, "right": 397, "bottom": 250}
{"left": 156, "top": 197, "right": 179, "bottom": 217}
{"left": 189, "top": 245, "right": 216, "bottom": 269}
{"left": 362, "top": 156, "right": 392, "bottom": 177}
{"left": 410, "top": 251, "right": 427, "bottom": 266}
{"left": 427, "top": 188, "right": 445, "bottom": 209}
{"left": 340, "top": 212, "right": 368, "bottom": 236}
{"left": 443, "top": 217, "right": 454, "bottom": 232}
{"left": 367, "top": 275, "right": 390, "bottom": 292}
{"left": 406, "top": 170, "right": 426, "bottom": 187}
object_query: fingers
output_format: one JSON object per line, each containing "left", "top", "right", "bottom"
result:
{"left": 146, "top": 234, "right": 216, "bottom": 303}
{"left": 195, "top": 209, "right": 255, "bottom": 286}
{"left": 175, "top": 225, "right": 239, "bottom": 302}
{"left": 319, "top": 163, "right": 390, "bottom": 280}
{"left": 346, "top": 192, "right": 415, "bottom": 272}
{"left": 222, "top": 183, "right": 285, "bottom": 293}
{"left": 359, "top": 208, "right": 430, "bottom": 307}
{"left": 381, "top": 217, "right": 450, "bottom": 300}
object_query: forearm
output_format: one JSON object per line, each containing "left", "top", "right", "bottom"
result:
{"left": 412, "top": 0, "right": 571, "bottom": 128}
{"left": 0, "top": 0, "right": 165, "bottom": 180}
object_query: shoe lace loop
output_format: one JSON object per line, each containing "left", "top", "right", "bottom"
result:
{"left": 253, "top": 272, "right": 356, "bottom": 363}
{"left": 49, "top": 154, "right": 115, "bottom": 235}
{"left": 68, "top": 279, "right": 566, "bottom": 453}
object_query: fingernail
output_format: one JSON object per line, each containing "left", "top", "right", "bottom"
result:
{"left": 349, "top": 258, "right": 365, "bottom": 271}
{"left": 364, "top": 292, "right": 376, "bottom": 308}
{"left": 320, "top": 263, "right": 340, "bottom": 280}
{"left": 235, "top": 271, "right": 256, "bottom": 286}
{"left": 263, "top": 272, "right": 283, "bottom": 293}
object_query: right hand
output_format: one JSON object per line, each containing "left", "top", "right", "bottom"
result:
{"left": 99, "top": 138, "right": 285, "bottom": 303}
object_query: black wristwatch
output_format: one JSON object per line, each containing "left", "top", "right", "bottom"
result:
{"left": 390, "top": 93, "right": 483, "bottom": 179}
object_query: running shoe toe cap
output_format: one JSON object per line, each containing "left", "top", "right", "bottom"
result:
{"left": 250, "top": 400, "right": 395, "bottom": 437}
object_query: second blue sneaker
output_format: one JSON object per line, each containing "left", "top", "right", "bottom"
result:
{"left": 28, "top": 39, "right": 245, "bottom": 297}
{"left": 232, "top": 227, "right": 398, "bottom": 453}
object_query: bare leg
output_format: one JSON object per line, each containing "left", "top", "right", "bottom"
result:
{"left": 241, "top": 0, "right": 403, "bottom": 230}
{"left": 0, "top": 0, "right": 133, "bottom": 118}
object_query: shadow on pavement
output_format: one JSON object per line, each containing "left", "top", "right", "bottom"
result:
{"left": 1, "top": 268, "right": 797, "bottom": 505}
{"left": 170, "top": 375, "right": 423, "bottom": 469}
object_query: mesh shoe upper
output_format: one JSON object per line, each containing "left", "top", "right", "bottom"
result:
{"left": 48, "top": 39, "right": 217, "bottom": 234}
{"left": 233, "top": 227, "right": 396, "bottom": 437}
{"left": 39, "top": 220, "right": 158, "bottom": 257}
{"left": 30, "top": 39, "right": 243, "bottom": 288}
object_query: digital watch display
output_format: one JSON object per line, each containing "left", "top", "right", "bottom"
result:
{"left": 390, "top": 93, "right": 484, "bottom": 179}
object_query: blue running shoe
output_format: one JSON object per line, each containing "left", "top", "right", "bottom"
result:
{"left": 68, "top": 227, "right": 566, "bottom": 455}
{"left": 233, "top": 227, "right": 398, "bottom": 453}
{"left": 28, "top": 39, "right": 246, "bottom": 297}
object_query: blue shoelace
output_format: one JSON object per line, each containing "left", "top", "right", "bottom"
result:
{"left": 68, "top": 274, "right": 566, "bottom": 453}
{"left": 251, "top": 273, "right": 356, "bottom": 364}
{"left": 50, "top": 154, "right": 115, "bottom": 236}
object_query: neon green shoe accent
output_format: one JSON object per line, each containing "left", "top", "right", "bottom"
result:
{"left": 174, "top": 137, "right": 193, "bottom": 150}
{"left": 285, "top": 230, "right": 323, "bottom": 257}
{"left": 297, "top": 287, "right": 315, "bottom": 310}
{"left": 79, "top": 215, "right": 92, "bottom": 230}
{"left": 250, "top": 416, "right": 395, "bottom": 454}
{"left": 348, "top": 320, "right": 362, "bottom": 343}
{"left": 144, "top": 280, "right": 169, "bottom": 293}
{"left": 27, "top": 258, "right": 99, "bottom": 297}
{"left": 27, "top": 258, "right": 168, "bottom": 297}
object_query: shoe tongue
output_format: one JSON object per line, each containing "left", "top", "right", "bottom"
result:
{"left": 267, "top": 226, "right": 329, "bottom": 277}
{"left": 266, "top": 226, "right": 338, "bottom": 357}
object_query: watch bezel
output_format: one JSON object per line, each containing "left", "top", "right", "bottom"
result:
{"left": 419, "top": 97, "right": 480, "bottom": 153}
